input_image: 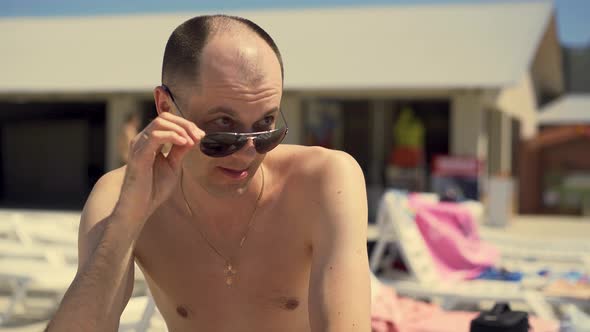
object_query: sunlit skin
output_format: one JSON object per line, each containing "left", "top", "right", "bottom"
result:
{"left": 63, "top": 25, "right": 370, "bottom": 332}
{"left": 171, "top": 33, "right": 283, "bottom": 201}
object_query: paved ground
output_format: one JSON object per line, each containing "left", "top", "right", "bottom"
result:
{"left": 1, "top": 209, "right": 588, "bottom": 331}
{"left": 495, "top": 214, "right": 590, "bottom": 239}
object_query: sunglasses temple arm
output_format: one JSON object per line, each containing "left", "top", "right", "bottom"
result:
{"left": 161, "top": 85, "right": 287, "bottom": 135}
{"left": 161, "top": 84, "right": 187, "bottom": 118}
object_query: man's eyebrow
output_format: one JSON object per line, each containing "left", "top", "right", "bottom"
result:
{"left": 262, "top": 107, "right": 280, "bottom": 117}
{"left": 205, "top": 106, "right": 279, "bottom": 118}
{"left": 205, "top": 106, "right": 238, "bottom": 116}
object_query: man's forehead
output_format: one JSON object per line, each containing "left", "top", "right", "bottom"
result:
{"left": 204, "top": 106, "right": 280, "bottom": 119}
{"left": 199, "top": 35, "right": 281, "bottom": 85}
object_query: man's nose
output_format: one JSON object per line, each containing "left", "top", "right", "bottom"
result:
{"left": 232, "top": 137, "right": 257, "bottom": 161}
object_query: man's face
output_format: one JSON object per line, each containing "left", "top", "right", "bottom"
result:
{"left": 181, "top": 34, "right": 283, "bottom": 197}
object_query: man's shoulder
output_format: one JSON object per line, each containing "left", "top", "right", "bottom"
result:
{"left": 275, "top": 144, "right": 360, "bottom": 174}
{"left": 272, "top": 144, "right": 364, "bottom": 192}
{"left": 94, "top": 166, "right": 127, "bottom": 195}
{"left": 272, "top": 145, "right": 367, "bottom": 233}
{"left": 83, "top": 166, "right": 127, "bottom": 215}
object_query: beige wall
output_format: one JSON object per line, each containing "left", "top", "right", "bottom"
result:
{"left": 10, "top": 87, "right": 527, "bottom": 181}
{"left": 452, "top": 87, "right": 525, "bottom": 178}
{"left": 106, "top": 95, "right": 143, "bottom": 171}
{"left": 530, "top": 15, "right": 565, "bottom": 100}
{"left": 496, "top": 73, "right": 538, "bottom": 139}
{"left": 451, "top": 91, "right": 488, "bottom": 159}
{"left": 280, "top": 93, "right": 303, "bottom": 145}
{"left": 487, "top": 109, "right": 513, "bottom": 175}
{"left": 487, "top": 109, "right": 502, "bottom": 175}
{"left": 499, "top": 112, "right": 512, "bottom": 174}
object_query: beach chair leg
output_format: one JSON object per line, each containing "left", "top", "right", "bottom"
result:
{"left": 11, "top": 215, "right": 34, "bottom": 246}
{"left": 119, "top": 296, "right": 156, "bottom": 332}
{"left": 0, "top": 278, "right": 30, "bottom": 324}
{"left": 440, "top": 297, "right": 458, "bottom": 310}
{"left": 370, "top": 238, "right": 389, "bottom": 272}
{"left": 523, "top": 290, "right": 556, "bottom": 321}
{"left": 582, "top": 255, "right": 590, "bottom": 273}
{"left": 135, "top": 296, "right": 156, "bottom": 332}
{"left": 53, "top": 291, "right": 66, "bottom": 308}
{"left": 386, "top": 243, "right": 399, "bottom": 265}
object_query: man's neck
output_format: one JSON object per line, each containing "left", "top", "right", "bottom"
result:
{"left": 179, "top": 165, "right": 264, "bottom": 232}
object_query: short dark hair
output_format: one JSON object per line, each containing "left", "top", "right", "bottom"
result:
{"left": 161, "top": 15, "right": 284, "bottom": 91}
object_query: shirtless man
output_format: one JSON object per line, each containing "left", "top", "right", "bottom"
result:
{"left": 47, "top": 15, "right": 370, "bottom": 332}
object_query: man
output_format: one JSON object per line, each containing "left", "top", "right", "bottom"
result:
{"left": 47, "top": 15, "right": 370, "bottom": 331}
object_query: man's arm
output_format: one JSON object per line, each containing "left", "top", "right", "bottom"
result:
{"left": 46, "top": 169, "right": 136, "bottom": 331}
{"left": 45, "top": 107, "right": 200, "bottom": 331}
{"left": 308, "top": 150, "right": 371, "bottom": 332}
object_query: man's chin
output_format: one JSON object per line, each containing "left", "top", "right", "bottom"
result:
{"left": 206, "top": 177, "right": 252, "bottom": 198}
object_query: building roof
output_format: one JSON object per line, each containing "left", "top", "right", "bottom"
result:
{"left": 0, "top": 1, "right": 554, "bottom": 93}
{"left": 539, "top": 94, "right": 590, "bottom": 125}
{"left": 526, "top": 125, "right": 590, "bottom": 149}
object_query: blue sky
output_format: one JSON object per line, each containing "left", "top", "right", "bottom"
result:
{"left": 3, "top": 0, "right": 589, "bottom": 46}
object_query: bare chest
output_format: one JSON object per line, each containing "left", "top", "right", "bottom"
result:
{"left": 134, "top": 204, "right": 312, "bottom": 331}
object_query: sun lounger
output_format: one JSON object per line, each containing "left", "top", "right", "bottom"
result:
{"left": 119, "top": 293, "right": 167, "bottom": 332}
{"left": 0, "top": 258, "right": 77, "bottom": 324}
{"left": 371, "top": 190, "right": 568, "bottom": 320}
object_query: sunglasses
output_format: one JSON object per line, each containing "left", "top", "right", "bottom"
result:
{"left": 161, "top": 85, "right": 288, "bottom": 158}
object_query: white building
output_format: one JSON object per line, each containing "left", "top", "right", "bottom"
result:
{"left": 0, "top": 1, "right": 563, "bottom": 211}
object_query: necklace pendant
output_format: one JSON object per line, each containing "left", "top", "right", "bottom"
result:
{"left": 225, "top": 275, "right": 234, "bottom": 286}
{"left": 224, "top": 262, "right": 237, "bottom": 286}
{"left": 225, "top": 263, "right": 237, "bottom": 274}
{"left": 181, "top": 167, "right": 264, "bottom": 289}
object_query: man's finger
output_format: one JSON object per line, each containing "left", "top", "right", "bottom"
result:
{"left": 132, "top": 131, "right": 189, "bottom": 162}
{"left": 145, "top": 117, "right": 194, "bottom": 145}
{"left": 160, "top": 111, "right": 205, "bottom": 143}
{"left": 167, "top": 143, "right": 193, "bottom": 171}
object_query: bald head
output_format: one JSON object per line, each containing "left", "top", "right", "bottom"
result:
{"left": 161, "top": 15, "right": 284, "bottom": 97}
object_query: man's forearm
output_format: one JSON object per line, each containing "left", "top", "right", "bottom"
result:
{"left": 46, "top": 213, "right": 141, "bottom": 331}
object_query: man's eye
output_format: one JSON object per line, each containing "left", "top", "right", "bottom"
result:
{"left": 253, "top": 116, "right": 275, "bottom": 131}
{"left": 214, "top": 117, "right": 233, "bottom": 128}
{"left": 260, "top": 116, "right": 275, "bottom": 126}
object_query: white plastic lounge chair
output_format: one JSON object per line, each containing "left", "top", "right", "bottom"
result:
{"left": 370, "top": 191, "right": 590, "bottom": 274}
{"left": 478, "top": 227, "right": 590, "bottom": 265}
{"left": 9, "top": 217, "right": 77, "bottom": 248}
{"left": 0, "top": 213, "right": 78, "bottom": 249}
{"left": 388, "top": 193, "right": 590, "bottom": 262}
{"left": 0, "top": 295, "right": 165, "bottom": 332}
{"left": 119, "top": 292, "right": 167, "bottom": 332}
{"left": 0, "top": 240, "right": 78, "bottom": 266}
{"left": 0, "top": 258, "right": 77, "bottom": 324}
{"left": 371, "top": 190, "right": 560, "bottom": 320}
{"left": 0, "top": 320, "right": 51, "bottom": 332}
{"left": 0, "top": 256, "right": 149, "bottom": 326}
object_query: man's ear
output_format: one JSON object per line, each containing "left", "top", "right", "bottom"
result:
{"left": 153, "top": 86, "right": 173, "bottom": 115}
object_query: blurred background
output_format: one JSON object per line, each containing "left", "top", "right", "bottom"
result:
{"left": 0, "top": 0, "right": 589, "bottom": 331}
{"left": 0, "top": 0, "right": 589, "bottom": 218}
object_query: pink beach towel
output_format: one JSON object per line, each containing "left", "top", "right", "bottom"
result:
{"left": 408, "top": 194, "right": 500, "bottom": 280}
{"left": 371, "top": 276, "right": 559, "bottom": 332}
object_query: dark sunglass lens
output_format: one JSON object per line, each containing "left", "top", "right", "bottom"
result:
{"left": 200, "top": 134, "right": 244, "bottom": 157}
{"left": 254, "top": 127, "right": 287, "bottom": 154}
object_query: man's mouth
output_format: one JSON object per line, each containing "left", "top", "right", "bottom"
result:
{"left": 217, "top": 166, "right": 249, "bottom": 180}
